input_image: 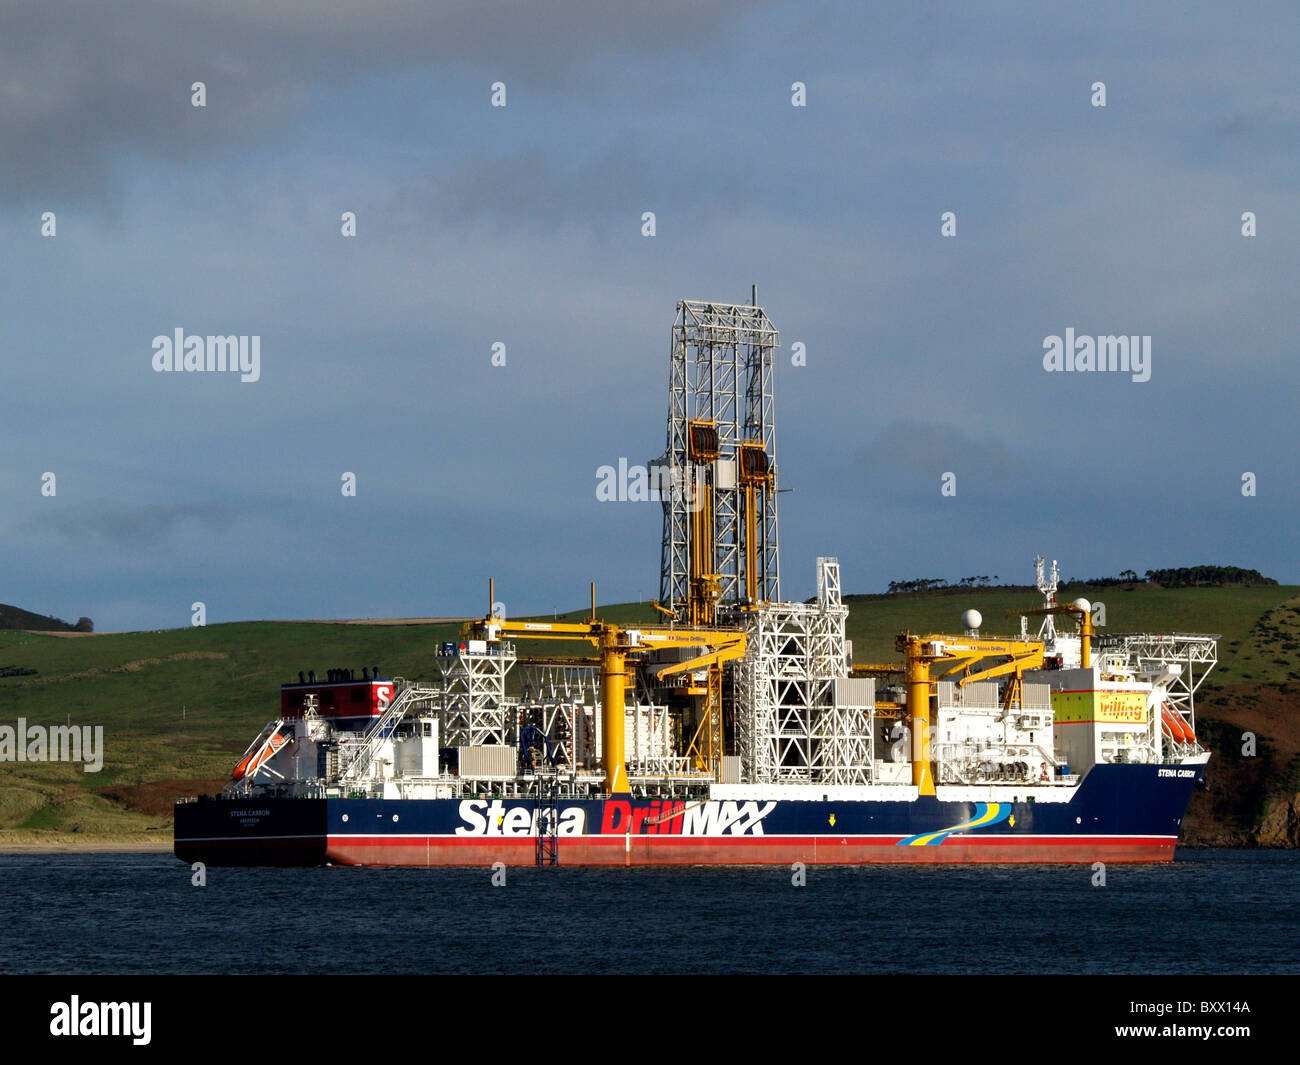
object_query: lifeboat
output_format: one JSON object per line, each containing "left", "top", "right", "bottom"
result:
{"left": 231, "top": 731, "right": 288, "bottom": 781}
{"left": 1160, "top": 704, "right": 1195, "bottom": 745}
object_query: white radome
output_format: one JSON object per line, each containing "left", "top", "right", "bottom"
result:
{"left": 1071, "top": 597, "right": 1091, "bottom": 614}
{"left": 962, "top": 609, "right": 983, "bottom": 630}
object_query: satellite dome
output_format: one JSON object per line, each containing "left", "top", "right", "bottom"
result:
{"left": 1071, "top": 597, "right": 1091, "bottom": 614}
{"left": 962, "top": 609, "right": 983, "bottom": 630}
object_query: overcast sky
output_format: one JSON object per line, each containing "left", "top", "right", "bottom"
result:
{"left": 2, "top": 1, "right": 1296, "bottom": 631}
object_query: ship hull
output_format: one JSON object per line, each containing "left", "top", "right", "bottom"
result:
{"left": 318, "top": 835, "right": 1176, "bottom": 866}
{"left": 175, "top": 763, "right": 1202, "bottom": 867}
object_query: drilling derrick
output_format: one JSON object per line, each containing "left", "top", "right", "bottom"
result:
{"left": 656, "top": 298, "right": 780, "bottom": 627}
{"left": 478, "top": 298, "right": 872, "bottom": 790}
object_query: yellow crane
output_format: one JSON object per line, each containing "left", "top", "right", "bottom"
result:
{"left": 896, "top": 633, "right": 1045, "bottom": 796}
{"left": 896, "top": 602, "right": 1096, "bottom": 793}
{"left": 467, "top": 582, "right": 745, "bottom": 795}
{"left": 1012, "top": 601, "right": 1095, "bottom": 668}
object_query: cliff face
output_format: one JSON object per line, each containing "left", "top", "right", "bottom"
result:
{"left": 1256, "top": 793, "right": 1300, "bottom": 848}
{"left": 1180, "top": 682, "right": 1299, "bottom": 847}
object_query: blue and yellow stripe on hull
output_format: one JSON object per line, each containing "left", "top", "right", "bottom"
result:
{"left": 897, "top": 802, "right": 1011, "bottom": 845}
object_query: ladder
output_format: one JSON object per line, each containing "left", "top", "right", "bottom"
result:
{"left": 535, "top": 768, "right": 559, "bottom": 866}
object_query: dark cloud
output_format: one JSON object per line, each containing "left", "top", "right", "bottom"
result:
{"left": 855, "top": 419, "right": 1029, "bottom": 499}
{"left": 1, "top": 3, "right": 1296, "bottom": 628}
{"left": 19, "top": 499, "right": 257, "bottom": 550}
{"left": 386, "top": 141, "right": 754, "bottom": 236}
{"left": 0, "top": 1, "right": 755, "bottom": 204}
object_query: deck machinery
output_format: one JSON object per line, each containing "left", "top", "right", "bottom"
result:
{"left": 185, "top": 297, "right": 1217, "bottom": 865}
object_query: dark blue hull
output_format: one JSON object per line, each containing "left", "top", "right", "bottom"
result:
{"left": 174, "top": 762, "right": 1205, "bottom": 866}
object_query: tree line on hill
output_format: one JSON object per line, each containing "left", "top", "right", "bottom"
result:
{"left": 877, "top": 565, "right": 1275, "bottom": 597}
{"left": 886, "top": 576, "right": 1000, "bottom": 594}
{"left": 0, "top": 604, "right": 93, "bottom": 632}
{"left": 1073, "top": 566, "right": 1277, "bottom": 589}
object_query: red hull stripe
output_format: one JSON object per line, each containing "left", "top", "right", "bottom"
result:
{"left": 329, "top": 833, "right": 1175, "bottom": 846}
{"left": 318, "top": 834, "right": 1177, "bottom": 866}
{"left": 175, "top": 834, "right": 1178, "bottom": 865}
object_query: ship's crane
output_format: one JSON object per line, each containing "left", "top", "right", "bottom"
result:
{"left": 896, "top": 633, "right": 1047, "bottom": 795}
{"left": 466, "top": 582, "right": 745, "bottom": 795}
{"left": 1012, "top": 601, "right": 1095, "bottom": 668}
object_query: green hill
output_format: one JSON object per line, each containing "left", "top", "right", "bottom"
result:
{"left": 0, "top": 585, "right": 1296, "bottom": 846}
{"left": 0, "top": 603, "right": 78, "bottom": 632}
{"left": 843, "top": 583, "right": 1298, "bottom": 683}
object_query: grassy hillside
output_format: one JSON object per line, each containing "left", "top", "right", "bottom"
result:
{"left": 0, "top": 603, "right": 77, "bottom": 632}
{"left": 0, "top": 586, "right": 1296, "bottom": 845}
{"left": 844, "top": 583, "right": 1298, "bottom": 682}
{"left": 0, "top": 621, "right": 467, "bottom": 841}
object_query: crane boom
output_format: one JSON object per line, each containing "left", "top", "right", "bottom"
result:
{"left": 467, "top": 606, "right": 744, "bottom": 795}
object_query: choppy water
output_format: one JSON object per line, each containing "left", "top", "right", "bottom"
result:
{"left": 0, "top": 849, "right": 1295, "bottom": 974}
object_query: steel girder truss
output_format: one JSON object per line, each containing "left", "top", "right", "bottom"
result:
{"left": 1097, "top": 632, "right": 1219, "bottom": 754}
{"left": 517, "top": 663, "right": 682, "bottom": 776}
{"left": 513, "top": 702, "right": 582, "bottom": 770}
{"left": 734, "top": 558, "right": 875, "bottom": 784}
{"left": 516, "top": 662, "right": 598, "bottom": 770}
{"left": 1097, "top": 632, "right": 1218, "bottom": 721}
{"left": 520, "top": 662, "right": 600, "bottom": 705}
{"left": 435, "top": 642, "right": 515, "bottom": 747}
{"left": 658, "top": 299, "right": 780, "bottom": 616}
{"left": 812, "top": 700, "right": 877, "bottom": 784}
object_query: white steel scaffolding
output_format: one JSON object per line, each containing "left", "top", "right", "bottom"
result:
{"left": 435, "top": 642, "right": 515, "bottom": 747}
{"left": 733, "top": 558, "right": 875, "bottom": 784}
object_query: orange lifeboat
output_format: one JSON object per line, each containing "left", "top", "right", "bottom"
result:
{"left": 1161, "top": 705, "right": 1195, "bottom": 745}
{"left": 231, "top": 731, "right": 287, "bottom": 781}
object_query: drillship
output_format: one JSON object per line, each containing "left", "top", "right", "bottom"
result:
{"left": 175, "top": 298, "right": 1215, "bottom": 866}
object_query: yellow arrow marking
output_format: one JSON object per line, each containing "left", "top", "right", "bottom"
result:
{"left": 828, "top": 813, "right": 836, "bottom": 827}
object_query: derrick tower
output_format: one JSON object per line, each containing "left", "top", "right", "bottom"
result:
{"left": 656, "top": 295, "right": 780, "bottom": 626}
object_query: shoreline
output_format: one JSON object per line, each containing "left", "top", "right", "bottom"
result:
{"left": 0, "top": 840, "right": 173, "bottom": 854}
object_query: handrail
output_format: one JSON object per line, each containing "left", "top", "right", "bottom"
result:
{"left": 339, "top": 686, "right": 435, "bottom": 785}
